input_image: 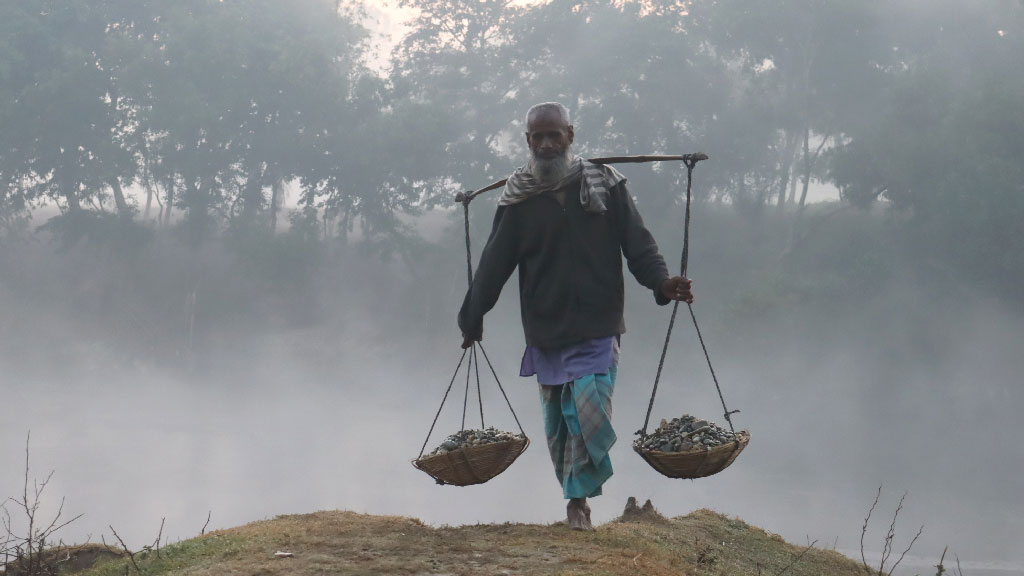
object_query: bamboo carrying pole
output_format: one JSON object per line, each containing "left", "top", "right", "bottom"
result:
{"left": 454, "top": 153, "right": 709, "bottom": 203}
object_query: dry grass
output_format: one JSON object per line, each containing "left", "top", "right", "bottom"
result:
{"left": 70, "top": 508, "right": 866, "bottom": 576}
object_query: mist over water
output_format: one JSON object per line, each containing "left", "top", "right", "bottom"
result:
{"left": 2, "top": 235, "right": 1022, "bottom": 576}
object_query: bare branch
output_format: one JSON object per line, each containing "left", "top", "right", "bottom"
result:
{"left": 150, "top": 517, "right": 166, "bottom": 558}
{"left": 861, "top": 485, "right": 882, "bottom": 572}
{"left": 879, "top": 492, "right": 909, "bottom": 573}
{"left": 775, "top": 540, "right": 817, "bottom": 576}
{"left": 201, "top": 510, "right": 211, "bottom": 535}
{"left": 888, "top": 524, "right": 923, "bottom": 575}
{"left": 4, "top": 431, "right": 82, "bottom": 574}
{"left": 38, "top": 496, "right": 83, "bottom": 538}
{"left": 109, "top": 525, "right": 143, "bottom": 574}
{"left": 42, "top": 512, "right": 84, "bottom": 541}
{"left": 809, "top": 132, "right": 831, "bottom": 164}
{"left": 100, "top": 533, "right": 116, "bottom": 555}
{"left": 23, "top": 431, "right": 31, "bottom": 519}
{"left": 935, "top": 545, "right": 948, "bottom": 575}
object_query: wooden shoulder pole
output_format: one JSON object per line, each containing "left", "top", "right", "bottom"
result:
{"left": 456, "top": 153, "right": 709, "bottom": 203}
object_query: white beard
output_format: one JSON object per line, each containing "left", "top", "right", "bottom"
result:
{"left": 530, "top": 149, "right": 573, "bottom": 185}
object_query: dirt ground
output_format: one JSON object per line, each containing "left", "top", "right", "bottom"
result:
{"left": 73, "top": 505, "right": 868, "bottom": 576}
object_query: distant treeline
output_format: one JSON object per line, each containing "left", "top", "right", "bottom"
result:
{"left": 1, "top": 0, "right": 1021, "bottom": 305}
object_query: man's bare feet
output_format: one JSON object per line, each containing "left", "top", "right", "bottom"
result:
{"left": 567, "top": 498, "right": 594, "bottom": 531}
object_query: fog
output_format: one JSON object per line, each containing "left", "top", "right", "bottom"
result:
{"left": 2, "top": 1, "right": 1022, "bottom": 575}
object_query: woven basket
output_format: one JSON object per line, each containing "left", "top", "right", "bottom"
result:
{"left": 634, "top": 430, "right": 750, "bottom": 479}
{"left": 413, "top": 436, "right": 530, "bottom": 486}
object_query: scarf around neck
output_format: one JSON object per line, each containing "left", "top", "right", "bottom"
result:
{"left": 499, "top": 155, "right": 626, "bottom": 214}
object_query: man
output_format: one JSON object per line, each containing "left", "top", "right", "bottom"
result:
{"left": 458, "top": 102, "right": 693, "bottom": 530}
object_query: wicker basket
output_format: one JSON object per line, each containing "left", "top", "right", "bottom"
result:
{"left": 413, "top": 436, "right": 530, "bottom": 486}
{"left": 633, "top": 430, "right": 750, "bottom": 479}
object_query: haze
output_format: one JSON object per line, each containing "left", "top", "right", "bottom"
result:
{"left": 1, "top": 1, "right": 1021, "bottom": 574}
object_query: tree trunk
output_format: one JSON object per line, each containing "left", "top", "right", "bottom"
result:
{"left": 64, "top": 186, "right": 81, "bottom": 212}
{"left": 798, "top": 123, "right": 811, "bottom": 211}
{"left": 269, "top": 179, "right": 283, "bottom": 233}
{"left": 110, "top": 178, "right": 130, "bottom": 216}
{"left": 787, "top": 162, "right": 800, "bottom": 204}
{"left": 162, "top": 176, "right": 175, "bottom": 226}
{"left": 183, "top": 177, "right": 210, "bottom": 244}
{"left": 240, "top": 161, "right": 266, "bottom": 224}
{"left": 142, "top": 158, "right": 155, "bottom": 220}
{"left": 144, "top": 184, "right": 153, "bottom": 220}
{"left": 62, "top": 177, "right": 81, "bottom": 212}
{"left": 776, "top": 132, "right": 800, "bottom": 211}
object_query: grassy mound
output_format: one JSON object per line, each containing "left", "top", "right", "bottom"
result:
{"left": 71, "top": 507, "right": 865, "bottom": 576}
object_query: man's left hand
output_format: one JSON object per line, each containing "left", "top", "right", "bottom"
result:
{"left": 660, "top": 276, "right": 694, "bottom": 303}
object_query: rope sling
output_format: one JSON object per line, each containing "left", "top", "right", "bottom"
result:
{"left": 416, "top": 195, "right": 527, "bottom": 463}
{"left": 412, "top": 189, "right": 531, "bottom": 487}
{"left": 632, "top": 155, "right": 749, "bottom": 480}
{"left": 639, "top": 154, "right": 740, "bottom": 438}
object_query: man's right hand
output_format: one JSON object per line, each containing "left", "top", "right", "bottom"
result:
{"left": 660, "top": 276, "right": 694, "bottom": 303}
{"left": 461, "top": 334, "right": 478, "bottom": 349}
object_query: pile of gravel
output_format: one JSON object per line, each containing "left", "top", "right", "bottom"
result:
{"left": 633, "top": 414, "right": 739, "bottom": 453}
{"left": 427, "top": 427, "right": 524, "bottom": 455}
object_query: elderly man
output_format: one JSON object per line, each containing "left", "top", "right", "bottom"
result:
{"left": 458, "top": 102, "right": 692, "bottom": 530}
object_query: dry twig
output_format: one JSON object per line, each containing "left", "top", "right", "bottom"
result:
{"left": 935, "top": 546, "right": 948, "bottom": 575}
{"left": 775, "top": 539, "right": 817, "bottom": 576}
{"left": 861, "top": 485, "right": 882, "bottom": 571}
{"left": 2, "top": 432, "right": 83, "bottom": 576}
{"left": 143, "top": 517, "right": 165, "bottom": 558}
{"left": 694, "top": 536, "right": 716, "bottom": 566}
{"left": 860, "top": 486, "right": 924, "bottom": 576}
{"left": 105, "top": 525, "right": 142, "bottom": 575}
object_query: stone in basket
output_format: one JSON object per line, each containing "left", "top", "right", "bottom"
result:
{"left": 413, "top": 427, "right": 529, "bottom": 486}
{"left": 633, "top": 415, "right": 749, "bottom": 479}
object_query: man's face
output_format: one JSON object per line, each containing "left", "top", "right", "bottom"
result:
{"left": 526, "top": 111, "right": 574, "bottom": 161}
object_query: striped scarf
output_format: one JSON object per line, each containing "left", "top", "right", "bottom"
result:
{"left": 499, "top": 155, "right": 626, "bottom": 214}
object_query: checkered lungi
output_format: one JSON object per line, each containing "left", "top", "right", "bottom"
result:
{"left": 538, "top": 366, "right": 617, "bottom": 499}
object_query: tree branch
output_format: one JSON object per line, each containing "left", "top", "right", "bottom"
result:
{"left": 861, "top": 485, "right": 881, "bottom": 572}
{"left": 888, "top": 524, "right": 923, "bottom": 576}
{"left": 879, "top": 492, "right": 909, "bottom": 573}
{"left": 108, "top": 525, "right": 142, "bottom": 575}
{"left": 775, "top": 539, "right": 817, "bottom": 576}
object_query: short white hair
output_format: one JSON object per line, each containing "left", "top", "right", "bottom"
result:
{"left": 526, "top": 102, "right": 571, "bottom": 127}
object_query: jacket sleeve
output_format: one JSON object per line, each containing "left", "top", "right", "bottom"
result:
{"left": 458, "top": 205, "right": 520, "bottom": 339}
{"left": 613, "top": 182, "right": 671, "bottom": 305}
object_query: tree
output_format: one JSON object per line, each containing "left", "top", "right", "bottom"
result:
{"left": 114, "top": 0, "right": 370, "bottom": 240}
{"left": 701, "top": 0, "right": 892, "bottom": 212}
{"left": 0, "top": 1, "right": 138, "bottom": 220}
{"left": 828, "top": 0, "right": 1024, "bottom": 296}
{"left": 390, "top": 0, "right": 728, "bottom": 214}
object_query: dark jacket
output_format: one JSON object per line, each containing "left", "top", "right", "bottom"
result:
{"left": 458, "top": 178, "right": 670, "bottom": 349}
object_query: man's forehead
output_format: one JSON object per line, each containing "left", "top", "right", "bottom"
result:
{"left": 527, "top": 111, "right": 570, "bottom": 131}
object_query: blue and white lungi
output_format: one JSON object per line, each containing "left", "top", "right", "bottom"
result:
{"left": 521, "top": 337, "right": 618, "bottom": 499}
{"left": 538, "top": 367, "right": 618, "bottom": 498}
